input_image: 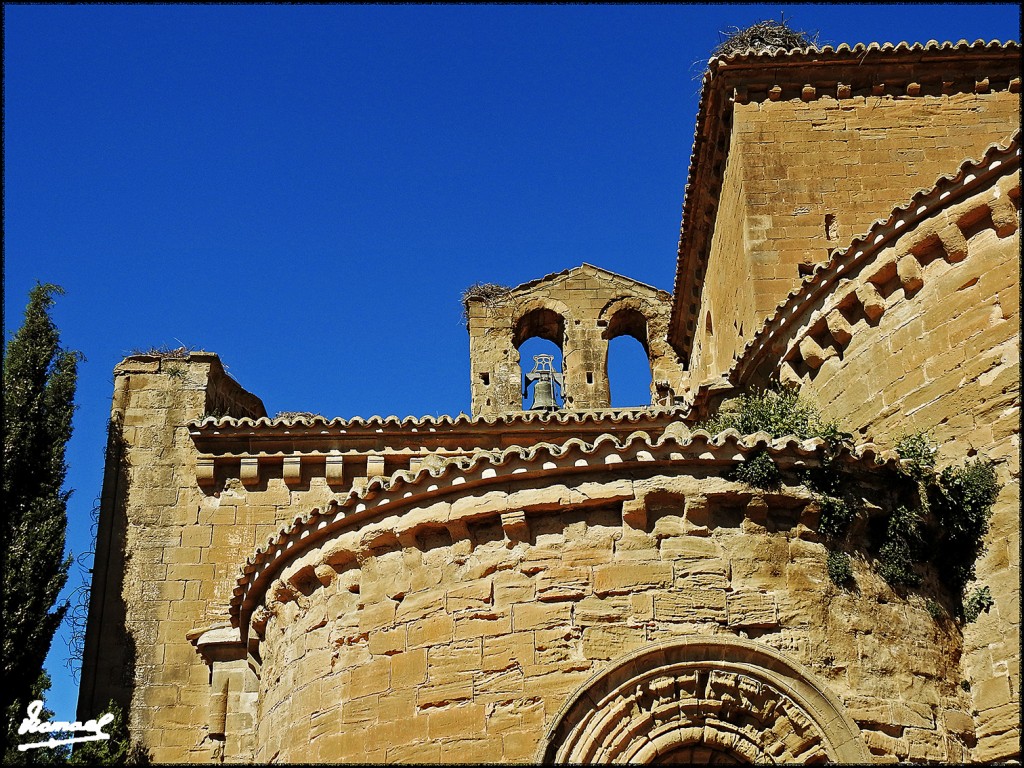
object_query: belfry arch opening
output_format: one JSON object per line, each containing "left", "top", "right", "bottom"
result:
{"left": 604, "top": 307, "right": 653, "bottom": 407}
{"left": 515, "top": 307, "right": 567, "bottom": 409}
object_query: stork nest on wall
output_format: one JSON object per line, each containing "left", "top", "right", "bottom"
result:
{"left": 712, "top": 19, "right": 818, "bottom": 58}
{"left": 128, "top": 344, "right": 195, "bottom": 359}
{"left": 460, "top": 282, "right": 512, "bottom": 325}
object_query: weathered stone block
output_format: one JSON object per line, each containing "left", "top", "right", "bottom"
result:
{"left": 390, "top": 647, "right": 426, "bottom": 686}
{"left": 674, "top": 558, "right": 730, "bottom": 589}
{"left": 973, "top": 675, "right": 1012, "bottom": 712}
{"left": 940, "top": 707, "right": 975, "bottom": 735}
{"left": 536, "top": 566, "right": 590, "bottom": 601}
{"left": 358, "top": 599, "right": 397, "bottom": 634}
{"left": 654, "top": 589, "right": 727, "bottom": 622}
{"left": 407, "top": 613, "right": 454, "bottom": 648}
{"left": 581, "top": 625, "right": 645, "bottom": 661}
{"left": 426, "top": 640, "right": 481, "bottom": 683}
{"left": 446, "top": 579, "right": 492, "bottom": 611}
{"left": 574, "top": 595, "right": 629, "bottom": 625}
{"left": 904, "top": 727, "right": 946, "bottom": 762}
{"left": 347, "top": 657, "right": 390, "bottom": 698}
{"left": 428, "top": 703, "right": 486, "bottom": 740}
{"left": 976, "top": 701, "right": 1020, "bottom": 738}
{"left": 727, "top": 591, "right": 779, "bottom": 627}
{"left": 593, "top": 562, "right": 673, "bottom": 595}
{"left": 482, "top": 632, "right": 534, "bottom": 671}
{"left": 417, "top": 678, "right": 473, "bottom": 708}
{"left": 891, "top": 700, "right": 934, "bottom": 729}
{"left": 456, "top": 610, "right": 510, "bottom": 641}
{"left": 862, "top": 728, "right": 909, "bottom": 758}
{"left": 472, "top": 665, "right": 525, "bottom": 697}
{"left": 512, "top": 601, "right": 572, "bottom": 631}
{"left": 368, "top": 625, "right": 406, "bottom": 656}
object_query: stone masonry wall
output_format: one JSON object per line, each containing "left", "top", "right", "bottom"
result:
{"left": 688, "top": 90, "right": 1018, "bottom": 385}
{"left": 250, "top": 471, "right": 975, "bottom": 764}
{"left": 689, "top": 126, "right": 755, "bottom": 385}
{"left": 80, "top": 354, "right": 269, "bottom": 763}
{"left": 787, "top": 179, "right": 1020, "bottom": 761}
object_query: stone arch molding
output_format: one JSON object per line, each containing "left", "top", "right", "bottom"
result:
{"left": 537, "top": 637, "right": 870, "bottom": 764}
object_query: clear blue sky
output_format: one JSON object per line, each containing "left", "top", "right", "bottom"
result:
{"left": 4, "top": 3, "right": 1019, "bottom": 722}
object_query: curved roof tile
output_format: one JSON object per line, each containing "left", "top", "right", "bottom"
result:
{"left": 709, "top": 39, "right": 1017, "bottom": 65}
{"left": 189, "top": 405, "right": 689, "bottom": 433}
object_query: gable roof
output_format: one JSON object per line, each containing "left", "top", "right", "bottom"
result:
{"left": 667, "top": 39, "right": 1021, "bottom": 362}
{"left": 505, "top": 262, "right": 670, "bottom": 300}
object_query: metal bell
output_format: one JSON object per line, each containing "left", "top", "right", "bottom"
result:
{"left": 524, "top": 354, "right": 564, "bottom": 411}
{"left": 529, "top": 378, "right": 559, "bottom": 410}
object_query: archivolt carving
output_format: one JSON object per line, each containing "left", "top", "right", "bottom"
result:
{"left": 538, "top": 637, "right": 869, "bottom": 764}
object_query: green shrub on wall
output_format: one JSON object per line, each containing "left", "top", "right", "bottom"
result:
{"left": 731, "top": 450, "right": 781, "bottom": 490}
{"left": 963, "top": 586, "right": 995, "bottom": 623}
{"left": 875, "top": 506, "right": 925, "bottom": 587}
{"left": 701, "top": 395, "right": 1002, "bottom": 617}
{"left": 700, "top": 387, "right": 847, "bottom": 445}
{"left": 929, "top": 459, "right": 1000, "bottom": 593}
{"left": 891, "top": 433, "right": 1001, "bottom": 620}
{"left": 826, "top": 550, "right": 854, "bottom": 586}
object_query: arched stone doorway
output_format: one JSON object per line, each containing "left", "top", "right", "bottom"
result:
{"left": 537, "top": 637, "right": 869, "bottom": 764}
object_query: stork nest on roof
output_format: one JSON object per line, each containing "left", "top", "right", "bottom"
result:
{"left": 713, "top": 19, "right": 818, "bottom": 58}
{"left": 275, "top": 411, "right": 321, "bottom": 420}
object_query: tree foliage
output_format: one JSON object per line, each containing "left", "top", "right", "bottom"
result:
{"left": 2, "top": 284, "right": 79, "bottom": 758}
{"left": 66, "top": 701, "right": 148, "bottom": 766}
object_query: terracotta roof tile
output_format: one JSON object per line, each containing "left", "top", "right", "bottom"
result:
{"left": 188, "top": 405, "right": 687, "bottom": 433}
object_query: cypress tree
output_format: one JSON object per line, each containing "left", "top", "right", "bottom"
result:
{"left": 2, "top": 284, "right": 79, "bottom": 758}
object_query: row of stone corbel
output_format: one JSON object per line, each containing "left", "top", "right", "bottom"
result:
{"left": 733, "top": 75, "right": 1020, "bottom": 105}
{"left": 194, "top": 452, "right": 464, "bottom": 490}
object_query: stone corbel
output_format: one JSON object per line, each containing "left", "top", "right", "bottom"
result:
{"left": 196, "top": 457, "right": 216, "bottom": 488}
{"left": 189, "top": 624, "right": 246, "bottom": 667}
{"left": 283, "top": 456, "right": 302, "bottom": 487}
{"left": 621, "top": 498, "right": 648, "bottom": 531}
{"left": 500, "top": 510, "right": 530, "bottom": 542}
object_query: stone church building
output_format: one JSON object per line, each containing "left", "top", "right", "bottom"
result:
{"left": 79, "top": 37, "right": 1020, "bottom": 763}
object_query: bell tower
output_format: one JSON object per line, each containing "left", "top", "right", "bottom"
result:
{"left": 464, "top": 264, "right": 687, "bottom": 418}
